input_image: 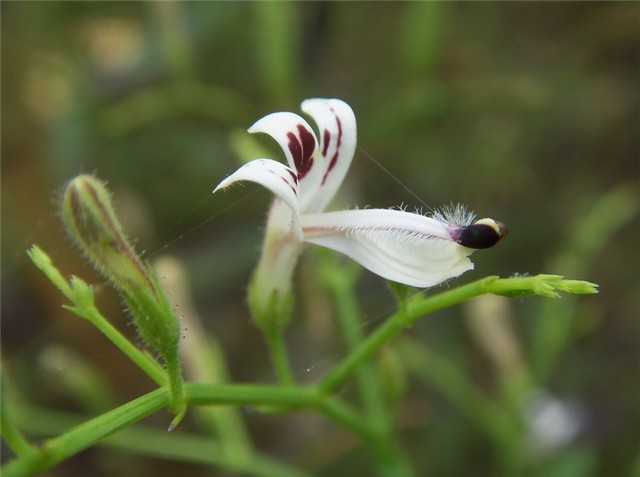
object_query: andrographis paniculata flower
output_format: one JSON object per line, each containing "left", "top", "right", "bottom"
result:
{"left": 214, "top": 99, "right": 506, "bottom": 328}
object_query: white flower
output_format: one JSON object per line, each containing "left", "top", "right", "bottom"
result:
{"left": 214, "top": 99, "right": 505, "bottom": 322}
{"left": 524, "top": 390, "right": 584, "bottom": 455}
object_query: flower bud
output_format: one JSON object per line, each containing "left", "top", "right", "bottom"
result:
{"left": 61, "top": 175, "right": 183, "bottom": 396}
{"left": 61, "top": 175, "right": 153, "bottom": 291}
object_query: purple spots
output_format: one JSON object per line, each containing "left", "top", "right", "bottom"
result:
{"left": 287, "top": 124, "right": 316, "bottom": 179}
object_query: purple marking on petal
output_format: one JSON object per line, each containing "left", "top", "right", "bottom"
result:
{"left": 321, "top": 112, "right": 343, "bottom": 185}
{"left": 335, "top": 114, "right": 343, "bottom": 150}
{"left": 286, "top": 125, "right": 316, "bottom": 179}
{"left": 279, "top": 176, "right": 297, "bottom": 195}
{"left": 322, "top": 153, "right": 340, "bottom": 185}
{"left": 287, "top": 132, "right": 302, "bottom": 171}
{"left": 266, "top": 166, "right": 297, "bottom": 196}
{"left": 286, "top": 168, "right": 299, "bottom": 184}
{"left": 322, "top": 129, "right": 331, "bottom": 157}
{"left": 296, "top": 124, "right": 316, "bottom": 179}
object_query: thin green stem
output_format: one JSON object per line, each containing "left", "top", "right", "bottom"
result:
{"left": 3, "top": 383, "right": 371, "bottom": 477}
{"left": 10, "top": 404, "right": 309, "bottom": 477}
{"left": 314, "top": 397, "right": 378, "bottom": 444}
{"left": 319, "top": 254, "right": 411, "bottom": 476}
{"left": 164, "top": 354, "right": 186, "bottom": 429}
{"left": 265, "top": 327, "right": 295, "bottom": 385}
{"left": 77, "top": 305, "right": 167, "bottom": 386}
{"left": 318, "top": 275, "right": 597, "bottom": 395}
{"left": 2, "top": 388, "right": 170, "bottom": 477}
{"left": 184, "top": 383, "right": 312, "bottom": 406}
{"left": 181, "top": 321, "right": 253, "bottom": 461}
{"left": 320, "top": 258, "right": 389, "bottom": 429}
{"left": 318, "top": 277, "right": 496, "bottom": 395}
{"left": 27, "top": 246, "right": 167, "bottom": 387}
{"left": 185, "top": 384, "right": 374, "bottom": 444}
{"left": 0, "top": 372, "right": 34, "bottom": 457}
{"left": 0, "top": 410, "right": 34, "bottom": 458}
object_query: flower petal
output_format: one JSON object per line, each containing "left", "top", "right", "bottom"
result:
{"left": 213, "top": 158, "right": 300, "bottom": 218}
{"left": 248, "top": 111, "right": 325, "bottom": 213}
{"left": 301, "top": 209, "right": 475, "bottom": 288}
{"left": 248, "top": 112, "right": 318, "bottom": 180}
{"left": 301, "top": 99, "right": 357, "bottom": 213}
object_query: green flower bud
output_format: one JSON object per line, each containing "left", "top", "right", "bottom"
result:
{"left": 61, "top": 175, "right": 151, "bottom": 294}
{"left": 61, "top": 175, "right": 184, "bottom": 414}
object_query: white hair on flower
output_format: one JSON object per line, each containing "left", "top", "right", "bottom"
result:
{"left": 432, "top": 203, "right": 476, "bottom": 227}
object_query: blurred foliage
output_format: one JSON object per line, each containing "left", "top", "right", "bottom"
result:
{"left": 2, "top": 2, "right": 638, "bottom": 476}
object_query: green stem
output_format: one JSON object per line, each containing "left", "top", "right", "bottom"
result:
{"left": 318, "top": 278, "right": 486, "bottom": 394}
{"left": 265, "top": 326, "right": 295, "bottom": 385}
{"left": 2, "top": 383, "right": 376, "bottom": 477}
{"left": 27, "top": 246, "right": 166, "bottom": 387}
{"left": 318, "top": 275, "right": 596, "bottom": 395}
{"left": 182, "top": 326, "right": 253, "bottom": 461}
{"left": 75, "top": 305, "right": 167, "bottom": 387}
{"left": 185, "top": 383, "right": 374, "bottom": 444}
{"left": 0, "top": 372, "right": 34, "bottom": 457}
{"left": 319, "top": 254, "right": 411, "bottom": 476}
{"left": 10, "top": 404, "right": 309, "bottom": 477}
{"left": 164, "top": 353, "right": 186, "bottom": 429}
{"left": 321, "top": 258, "right": 389, "bottom": 430}
{"left": 2, "top": 388, "right": 170, "bottom": 477}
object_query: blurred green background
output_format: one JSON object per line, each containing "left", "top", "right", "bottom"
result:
{"left": 2, "top": 2, "right": 638, "bottom": 476}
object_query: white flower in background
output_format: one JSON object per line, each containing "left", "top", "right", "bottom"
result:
{"left": 214, "top": 99, "right": 506, "bottom": 324}
{"left": 524, "top": 390, "right": 584, "bottom": 455}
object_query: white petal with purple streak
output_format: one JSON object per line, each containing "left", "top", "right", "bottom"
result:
{"left": 213, "top": 158, "right": 301, "bottom": 219}
{"left": 301, "top": 98, "right": 357, "bottom": 213}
